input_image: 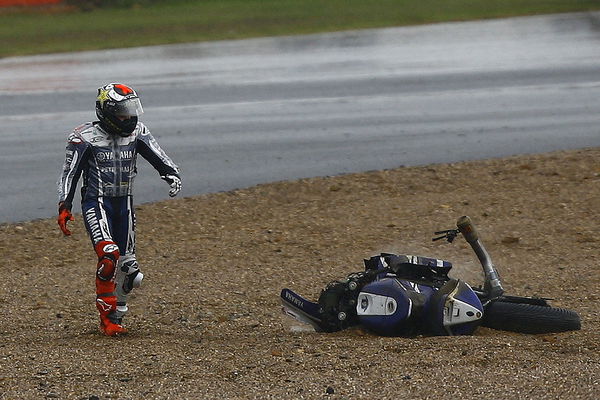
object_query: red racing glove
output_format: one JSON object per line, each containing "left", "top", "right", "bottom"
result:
{"left": 57, "top": 202, "right": 74, "bottom": 236}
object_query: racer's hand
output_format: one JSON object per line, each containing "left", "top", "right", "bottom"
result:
{"left": 161, "top": 174, "right": 182, "bottom": 197}
{"left": 57, "top": 202, "right": 74, "bottom": 236}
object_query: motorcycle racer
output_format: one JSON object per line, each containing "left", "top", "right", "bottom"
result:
{"left": 57, "top": 83, "right": 181, "bottom": 336}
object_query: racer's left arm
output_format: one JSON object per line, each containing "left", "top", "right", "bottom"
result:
{"left": 136, "top": 124, "right": 182, "bottom": 197}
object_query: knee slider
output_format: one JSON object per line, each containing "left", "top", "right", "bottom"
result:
{"left": 95, "top": 241, "right": 120, "bottom": 281}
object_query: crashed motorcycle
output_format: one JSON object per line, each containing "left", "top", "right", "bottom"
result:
{"left": 281, "top": 216, "right": 581, "bottom": 336}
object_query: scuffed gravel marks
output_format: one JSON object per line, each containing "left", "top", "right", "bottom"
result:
{"left": 1, "top": 148, "right": 599, "bottom": 399}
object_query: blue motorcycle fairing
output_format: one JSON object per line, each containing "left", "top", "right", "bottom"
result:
{"left": 357, "top": 276, "right": 483, "bottom": 336}
{"left": 280, "top": 252, "right": 483, "bottom": 336}
{"left": 424, "top": 279, "right": 483, "bottom": 336}
{"left": 357, "top": 277, "right": 433, "bottom": 336}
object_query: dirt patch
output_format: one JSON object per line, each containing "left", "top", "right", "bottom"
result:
{"left": 1, "top": 148, "right": 599, "bottom": 399}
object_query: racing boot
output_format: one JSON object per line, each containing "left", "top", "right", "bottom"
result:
{"left": 96, "top": 278, "right": 128, "bottom": 336}
{"left": 114, "top": 255, "right": 144, "bottom": 323}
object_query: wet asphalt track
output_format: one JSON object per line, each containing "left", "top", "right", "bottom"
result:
{"left": 1, "top": 12, "right": 600, "bottom": 223}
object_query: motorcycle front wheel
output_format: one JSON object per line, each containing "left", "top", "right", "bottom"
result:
{"left": 482, "top": 300, "right": 581, "bottom": 334}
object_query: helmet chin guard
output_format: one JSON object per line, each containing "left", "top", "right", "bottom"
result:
{"left": 96, "top": 83, "right": 143, "bottom": 136}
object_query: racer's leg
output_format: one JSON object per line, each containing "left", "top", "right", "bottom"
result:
{"left": 112, "top": 196, "right": 143, "bottom": 321}
{"left": 83, "top": 197, "right": 127, "bottom": 336}
{"left": 115, "top": 255, "right": 144, "bottom": 320}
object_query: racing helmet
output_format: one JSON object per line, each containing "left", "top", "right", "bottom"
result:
{"left": 95, "top": 83, "right": 143, "bottom": 136}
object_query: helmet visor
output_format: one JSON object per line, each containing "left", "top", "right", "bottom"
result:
{"left": 108, "top": 97, "right": 144, "bottom": 118}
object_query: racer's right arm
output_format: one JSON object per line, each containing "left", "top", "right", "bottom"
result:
{"left": 56, "top": 130, "right": 90, "bottom": 234}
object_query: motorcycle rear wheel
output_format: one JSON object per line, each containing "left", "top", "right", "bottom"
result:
{"left": 482, "top": 300, "right": 581, "bottom": 334}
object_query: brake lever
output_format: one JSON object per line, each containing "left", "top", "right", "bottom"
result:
{"left": 432, "top": 229, "right": 461, "bottom": 243}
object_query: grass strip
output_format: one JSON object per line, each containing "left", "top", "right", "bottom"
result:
{"left": 2, "top": 0, "right": 600, "bottom": 57}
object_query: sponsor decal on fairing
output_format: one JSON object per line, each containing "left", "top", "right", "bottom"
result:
{"left": 357, "top": 293, "right": 403, "bottom": 316}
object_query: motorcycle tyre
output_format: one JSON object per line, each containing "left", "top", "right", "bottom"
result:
{"left": 482, "top": 301, "right": 581, "bottom": 334}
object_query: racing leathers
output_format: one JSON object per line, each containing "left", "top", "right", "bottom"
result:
{"left": 57, "top": 120, "right": 180, "bottom": 335}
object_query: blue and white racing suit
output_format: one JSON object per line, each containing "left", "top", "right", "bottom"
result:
{"left": 57, "top": 121, "right": 180, "bottom": 320}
